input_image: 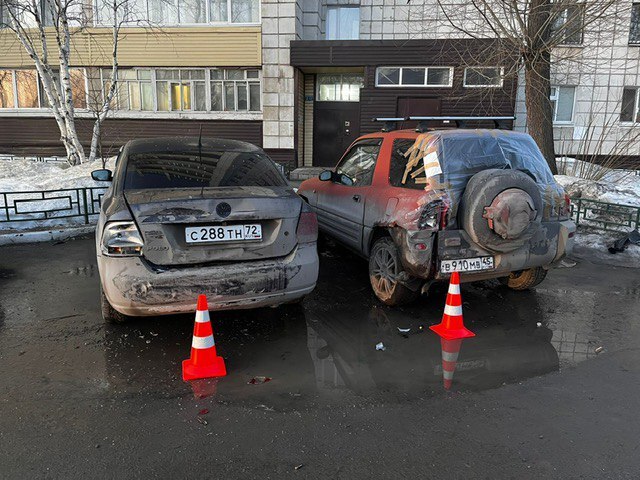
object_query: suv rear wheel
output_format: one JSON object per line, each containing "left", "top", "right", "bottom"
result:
{"left": 100, "top": 286, "right": 131, "bottom": 324}
{"left": 369, "top": 237, "right": 418, "bottom": 306}
{"left": 499, "top": 267, "right": 547, "bottom": 290}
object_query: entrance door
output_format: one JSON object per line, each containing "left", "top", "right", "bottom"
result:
{"left": 313, "top": 102, "right": 361, "bottom": 168}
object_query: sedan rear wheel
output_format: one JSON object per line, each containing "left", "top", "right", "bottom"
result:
{"left": 369, "top": 237, "right": 418, "bottom": 306}
{"left": 100, "top": 286, "right": 131, "bottom": 324}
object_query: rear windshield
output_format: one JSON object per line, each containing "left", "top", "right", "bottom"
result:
{"left": 439, "top": 133, "right": 555, "bottom": 185}
{"left": 124, "top": 150, "right": 288, "bottom": 190}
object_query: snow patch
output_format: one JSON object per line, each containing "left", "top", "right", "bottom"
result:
{"left": 572, "top": 229, "right": 640, "bottom": 266}
{"left": 0, "top": 158, "right": 115, "bottom": 231}
{"left": 0, "top": 157, "right": 115, "bottom": 192}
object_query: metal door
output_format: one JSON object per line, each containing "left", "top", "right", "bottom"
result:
{"left": 313, "top": 102, "right": 361, "bottom": 167}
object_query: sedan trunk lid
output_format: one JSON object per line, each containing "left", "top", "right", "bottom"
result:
{"left": 125, "top": 187, "right": 301, "bottom": 266}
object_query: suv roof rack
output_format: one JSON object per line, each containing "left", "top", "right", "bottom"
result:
{"left": 373, "top": 117, "right": 407, "bottom": 132}
{"left": 409, "top": 116, "right": 516, "bottom": 132}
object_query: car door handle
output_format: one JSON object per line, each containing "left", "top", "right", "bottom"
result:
{"left": 352, "top": 195, "right": 361, "bottom": 202}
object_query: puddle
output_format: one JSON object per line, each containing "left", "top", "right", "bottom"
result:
{"left": 97, "top": 247, "right": 614, "bottom": 408}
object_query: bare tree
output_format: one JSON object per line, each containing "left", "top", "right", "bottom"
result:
{"left": 0, "top": 0, "right": 137, "bottom": 164}
{"left": 425, "top": 0, "right": 624, "bottom": 174}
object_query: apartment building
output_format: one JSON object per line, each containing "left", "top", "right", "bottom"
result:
{"left": 290, "top": 0, "right": 640, "bottom": 167}
{"left": 4, "top": 1, "right": 631, "bottom": 170}
{"left": 0, "top": 0, "right": 288, "bottom": 160}
{"left": 0, "top": 0, "right": 516, "bottom": 169}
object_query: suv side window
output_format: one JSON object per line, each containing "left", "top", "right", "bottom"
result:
{"left": 389, "top": 139, "right": 425, "bottom": 190}
{"left": 335, "top": 138, "right": 383, "bottom": 187}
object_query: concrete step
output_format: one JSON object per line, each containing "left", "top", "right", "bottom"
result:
{"left": 289, "top": 167, "right": 325, "bottom": 181}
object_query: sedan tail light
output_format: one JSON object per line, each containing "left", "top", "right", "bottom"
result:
{"left": 296, "top": 209, "right": 318, "bottom": 244}
{"left": 101, "top": 221, "right": 144, "bottom": 256}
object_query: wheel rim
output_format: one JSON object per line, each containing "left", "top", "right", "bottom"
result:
{"left": 371, "top": 245, "right": 399, "bottom": 297}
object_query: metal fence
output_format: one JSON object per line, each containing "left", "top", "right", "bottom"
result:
{"left": 0, "top": 187, "right": 107, "bottom": 227}
{"left": 570, "top": 197, "right": 640, "bottom": 232}
{"left": 0, "top": 185, "right": 638, "bottom": 233}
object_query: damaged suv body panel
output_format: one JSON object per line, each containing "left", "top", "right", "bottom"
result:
{"left": 298, "top": 127, "right": 575, "bottom": 303}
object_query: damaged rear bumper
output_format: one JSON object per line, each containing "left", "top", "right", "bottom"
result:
{"left": 436, "top": 219, "right": 576, "bottom": 281}
{"left": 98, "top": 244, "right": 319, "bottom": 316}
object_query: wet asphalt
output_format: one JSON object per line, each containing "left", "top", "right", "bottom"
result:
{"left": 0, "top": 237, "right": 639, "bottom": 479}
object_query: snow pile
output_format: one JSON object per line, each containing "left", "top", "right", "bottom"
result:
{"left": 555, "top": 158, "right": 640, "bottom": 207}
{"left": 0, "top": 157, "right": 115, "bottom": 192}
{"left": 572, "top": 230, "right": 640, "bottom": 265}
{"left": 0, "top": 157, "right": 115, "bottom": 232}
{"left": 555, "top": 174, "right": 640, "bottom": 207}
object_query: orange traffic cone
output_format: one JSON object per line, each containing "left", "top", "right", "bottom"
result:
{"left": 440, "top": 338, "right": 463, "bottom": 390}
{"left": 430, "top": 271, "right": 475, "bottom": 340}
{"left": 182, "top": 295, "right": 227, "bottom": 381}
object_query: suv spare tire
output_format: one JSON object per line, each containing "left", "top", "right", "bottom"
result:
{"left": 460, "top": 169, "right": 543, "bottom": 253}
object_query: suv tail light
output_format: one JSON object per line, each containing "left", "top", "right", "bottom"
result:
{"left": 559, "top": 193, "right": 571, "bottom": 218}
{"left": 101, "top": 221, "right": 144, "bottom": 256}
{"left": 418, "top": 200, "right": 448, "bottom": 230}
{"left": 296, "top": 209, "right": 318, "bottom": 244}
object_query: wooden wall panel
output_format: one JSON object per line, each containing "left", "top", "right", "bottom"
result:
{"left": 0, "top": 27, "right": 262, "bottom": 68}
{"left": 0, "top": 117, "right": 263, "bottom": 156}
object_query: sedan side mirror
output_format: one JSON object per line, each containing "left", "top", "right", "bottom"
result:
{"left": 319, "top": 170, "right": 333, "bottom": 181}
{"left": 92, "top": 169, "right": 113, "bottom": 182}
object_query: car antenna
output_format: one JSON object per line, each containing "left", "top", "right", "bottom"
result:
{"left": 198, "top": 124, "right": 204, "bottom": 198}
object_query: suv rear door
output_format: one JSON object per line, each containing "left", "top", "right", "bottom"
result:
{"left": 316, "top": 138, "right": 382, "bottom": 251}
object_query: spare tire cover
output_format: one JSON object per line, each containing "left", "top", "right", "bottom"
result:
{"left": 460, "top": 169, "right": 543, "bottom": 253}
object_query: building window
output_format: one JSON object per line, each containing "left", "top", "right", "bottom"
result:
{"left": 375, "top": 67, "right": 453, "bottom": 88}
{"left": 550, "top": 5, "right": 584, "bottom": 45}
{"left": 96, "top": 0, "right": 259, "bottom": 25}
{"left": 210, "top": 68, "right": 261, "bottom": 111}
{"left": 316, "top": 74, "right": 364, "bottom": 102}
{"left": 550, "top": 86, "right": 575, "bottom": 123}
{"left": 0, "top": 1, "right": 8, "bottom": 28}
{"left": 102, "top": 67, "right": 260, "bottom": 112}
{"left": 463, "top": 67, "right": 503, "bottom": 88}
{"left": 325, "top": 6, "right": 359, "bottom": 40}
{"left": 621, "top": 87, "right": 640, "bottom": 123}
{"left": 630, "top": 4, "right": 640, "bottom": 44}
{"left": 0, "top": 68, "right": 87, "bottom": 109}
{"left": 0, "top": 70, "right": 14, "bottom": 107}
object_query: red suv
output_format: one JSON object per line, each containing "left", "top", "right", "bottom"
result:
{"left": 297, "top": 124, "right": 575, "bottom": 306}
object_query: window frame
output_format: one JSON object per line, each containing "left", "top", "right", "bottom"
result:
{"left": 93, "top": 0, "right": 261, "bottom": 27}
{"left": 550, "top": 4, "right": 585, "bottom": 46}
{"left": 0, "top": 68, "right": 89, "bottom": 110}
{"left": 620, "top": 87, "right": 640, "bottom": 124}
{"left": 630, "top": 3, "right": 640, "bottom": 45}
{"left": 101, "top": 67, "right": 261, "bottom": 113}
{"left": 334, "top": 138, "right": 383, "bottom": 187}
{"left": 315, "top": 73, "right": 364, "bottom": 102}
{"left": 463, "top": 67, "right": 504, "bottom": 88}
{"left": 375, "top": 66, "right": 454, "bottom": 88}
{"left": 325, "top": 5, "right": 360, "bottom": 40}
{"left": 550, "top": 85, "right": 576, "bottom": 124}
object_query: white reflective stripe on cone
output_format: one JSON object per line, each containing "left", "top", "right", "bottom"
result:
{"left": 442, "top": 351, "right": 459, "bottom": 362}
{"left": 192, "top": 335, "right": 215, "bottom": 349}
{"left": 444, "top": 304, "right": 463, "bottom": 316}
{"left": 443, "top": 370, "right": 454, "bottom": 380}
{"left": 448, "top": 283, "right": 461, "bottom": 295}
{"left": 195, "top": 310, "right": 210, "bottom": 324}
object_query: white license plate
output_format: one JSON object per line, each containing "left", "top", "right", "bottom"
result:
{"left": 185, "top": 224, "right": 262, "bottom": 244}
{"left": 440, "top": 256, "right": 494, "bottom": 273}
